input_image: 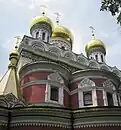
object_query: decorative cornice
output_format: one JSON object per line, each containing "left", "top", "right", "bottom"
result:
{"left": 74, "top": 123, "right": 121, "bottom": 128}
{"left": 11, "top": 122, "right": 71, "bottom": 128}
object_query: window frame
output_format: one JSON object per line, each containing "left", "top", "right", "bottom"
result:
{"left": 83, "top": 91, "right": 93, "bottom": 106}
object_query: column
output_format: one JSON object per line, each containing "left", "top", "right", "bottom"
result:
{"left": 113, "top": 93, "right": 118, "bottom": 106}
{"left": 103, "top": 90, "right": 108, "bottom": 106}
{"left": 78, "top": 91, "right": 84, "bottom": 108}
{"left": 59, "top": 87, "right": 64, "bottom": 105}
{"left": 92, "top": 88, "right": 97, "bottom": 106}
{"left": 45, "top": 83, "right": 50, "bottom": 102}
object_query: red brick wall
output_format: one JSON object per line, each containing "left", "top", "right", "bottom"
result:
{"left": 64, "top": 90, "right": 70, "bottom": 108}
{"left": 20, "top": 72, "right": 51, "bottom": 87}
{"left": 96, "top": 90, "right": 104, "bottom": 106}
{"left": 91, "top": 78, "right": 106, "bottom": 86}
{"left": 71, "top": 93, "right": 78, "bottom": 109}
{"left": 23, "top": 84, "right": 46, "bottom": 103}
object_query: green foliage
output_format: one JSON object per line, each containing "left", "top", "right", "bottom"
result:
{"left": 100, "top": 0, "right": 121, "bottom": 25}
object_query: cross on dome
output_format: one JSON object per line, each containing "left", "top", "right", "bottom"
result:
{"left": 40, "top": 5, "right": 47, "bottom": 16}
{"left": 14, "top": 36, "right": 21, "bottom": 49}
{"left": 54, "top": 12, "right": 61, "bottom": 25}
{"left": 89, "top": 26, "right": 95, "bottom": 39}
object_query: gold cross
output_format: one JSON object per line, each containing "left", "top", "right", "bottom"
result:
{"left": 89, "top": 26, "right": 95, "bottom": 39}
{"left": 40, "top": 5, "right": 47, "bottom": 16}
{"left": 14, "top": 36, "right": 21, "bottom": 49}
{"left": 54, "top": 12, "right": 61, "bottom": 24}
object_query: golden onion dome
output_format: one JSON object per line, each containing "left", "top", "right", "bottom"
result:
{"left": 52, "top": 25, "right": 73, "bottom": 42}
{"left": 30, "top": 16, "right": 53, "bottom": 30}
{"left": 85, "top": 39, "right": 106, "bottom": 56}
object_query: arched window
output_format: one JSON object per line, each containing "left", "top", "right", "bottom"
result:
{"left": 36, "top": 32, "right": 39, "bottom": 38}
{"left": 83, "top": 91, "right": 92, "bottom": 106}
{"left": 101, "top": 55, "right": 104, "bottom": 62}
{"left": 42, "top": 32, "right": 45, "bottom": 40}
{"left": 107, "top": 92, "right": 113, "bottom": 106}
{"left": 47, "top": 35, "right": 49, "bottom": 42}
{"left": 95, "top": 54, "right": 98, "bottom": 61}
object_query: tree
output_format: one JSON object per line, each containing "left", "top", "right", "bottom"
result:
{"left": 100, "top": 0, "right": 121, "bottom": 25}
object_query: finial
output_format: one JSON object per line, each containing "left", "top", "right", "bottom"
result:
{"left": 40, "top": 5, "right": 47, "bottom": 16}
{"left": 54, "top": 12, "right": 61, "bottom": 25}
{"left": 14, "top": 36, "right": 21, "bottom": 49}
{"left": 89, "top": 26, "right": 95, "bottom": 39}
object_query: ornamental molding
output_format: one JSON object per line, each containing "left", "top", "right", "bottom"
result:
{"left": 11, "top": 122, "right": 71, "bottom": 128}
{"left": 103, "top": 79, "right": 116, "bottom": 91}
{"left": 48, "top": 72, "right": 64, "bottom": 84}
{"left": 74, "top": 123, "right": 121, "bottom": 128}
{"left": 70, "top": 75, "right": 107, "bottom": 83}
{"left": 0, "top": 93, "right": 27, "bottom": 108}
{"left": 78, "top": 78, "right": 95, "bottom": 89}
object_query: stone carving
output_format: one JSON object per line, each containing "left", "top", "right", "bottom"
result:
{"left": 100, "top": 64, "right": 111, "bottom": 71}
{"left": 103, "top": 79, "right": 116, "bottom": 91}
{"left": 77, "top": 53, "right": 89, "bottom": 66}
{"left": 89, "top": 59, "right": 99, "bottom": 69}
{"left": 0, "top": 93, "right": 27, "bottom": 108}
{"left": 79, "top": 78, "right": 95, "bottom": 88}
{"left": 48, "top": 46, "right": 62, "bottom": 56}
{"left": 112, "top": 67, "right": 121, "bottom": 77}
{"left": 48, "top": 72, "right": 64, "bottom": 84}
{"left": 64, "top": 51, "right": 76, "bottom": 61}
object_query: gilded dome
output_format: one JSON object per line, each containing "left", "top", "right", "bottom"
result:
{"left": 30, "top": 16, "right": 53, "bottom": 29}
{"left": 85, "top": 39, "right": 106, "bottom": 55}
{"left": 52, "top": 25, "right": 73, "bottom": 42}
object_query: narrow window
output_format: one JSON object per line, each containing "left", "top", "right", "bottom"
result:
{"left": 95, "top": 54, "right": 98, "bottom": 61}
{"left": 36, "top": 32, "right": 39, "bottom": 38}
{"left": 101, "top": 55, "right": 104, "bottom": 62}
{"left": 42, "top": 32, "right": 45, "bottom": 40}
{"left": 107, "top": 92, "right": 113, "bottom": 106}
{"left": 47, "top": 35, "right": 49, "bottom": 42}
{"left": 50, "top": 86, "right": 59, "bottom": 102}
{"left": 83, "top": 91, "right": 92, "bottom": 106}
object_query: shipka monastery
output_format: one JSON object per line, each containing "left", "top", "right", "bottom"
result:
{"left": 0, "top": 8, "right": 121, "bottom": 130}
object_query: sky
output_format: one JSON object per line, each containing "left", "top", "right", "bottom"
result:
{"left": 0, "top": 0, "right": 121, "bottom": 77}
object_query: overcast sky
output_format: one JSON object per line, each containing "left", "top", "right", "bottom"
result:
{"left": 0, "top": 0, "right": 121, "bottom": 77}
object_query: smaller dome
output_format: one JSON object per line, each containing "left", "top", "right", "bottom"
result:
{"left": 52, "top": 25, "right": 73, "bottom": 42}
{"left": 85, "top": 39, "right": 106, "bottom": 56}
{"left": 30, "top": 16, "right": 53, "bottom": 30}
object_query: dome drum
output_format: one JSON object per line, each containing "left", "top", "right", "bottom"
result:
{"left": 86, "top": 46, "right": 106, "bottom": 56}
{"left": 30, "top": 22, "right": 52, "bottom": 35}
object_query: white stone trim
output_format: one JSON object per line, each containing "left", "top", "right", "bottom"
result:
{"left": 78, "top": 78, "right": 97, "bottom": 108}
{"left": 103, "top": 89, "right": 108, "bottom": 106}
{"left": 113, "top": 93, "right": 118, "bottom": 106}
{"left": 103, "top": 79, "right": 118, "bottom": 106}
{"left": 92, "top": 88, "right": 97, "bottom": 106}
{"left": 45, "top": 73, "right": 64, "bottom": 105}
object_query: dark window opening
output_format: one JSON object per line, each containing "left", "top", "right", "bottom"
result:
{"left": 42, "top": 32, "right": 45, "bottom": 40}
{"left": 36, "top": 32, "right": 39, "bottom": 38}
{"left": 83, "top": 91, "right": 92, "bottom": 106}
{"left": 61, "top": 46, "right": 65, "bottom": 50}
{"left": 47, "top": 36, "right": 49, "bottom": 42}
{"left": 95, "top": 54, "right": 98, "bottom": 61}
{"left": 101, "top": 55, "right": 104, "bottom": 62}
{"left": 107, "top": 92, "right": 113, "bottom": 106}
{"left": 50, "top": 86, "right": 59, "bottom": 102}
